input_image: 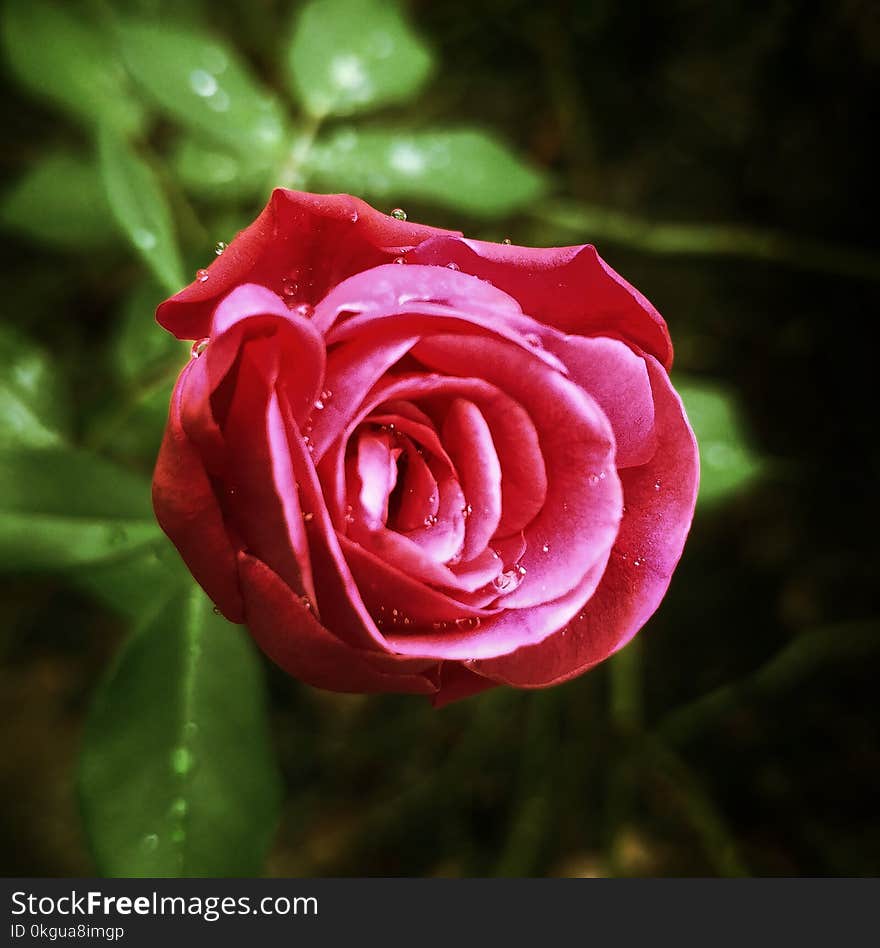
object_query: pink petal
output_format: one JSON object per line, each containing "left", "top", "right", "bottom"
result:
{"left": 468, "top": 356, "right": 699, "bottom": 687}
{"left": 157, "top": 190, "right": 458, "bottom": 341}
{"left": 442, "top": 398, "right": 502, "bottom": 561}
{"left": 406, "top": 237, "right": 673, "bottom": 369}
{"left": 239, "top": 552, "right": 439, "bottom": 695}
{"left": 152, "top": 361, "right": 244, "bottom": 622}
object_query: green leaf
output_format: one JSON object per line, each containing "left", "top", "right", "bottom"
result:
{"left": 287, "top": 0, "right": 433, "bottom": 117}
{"left": 79, "top": 585, "right": 283, "bottom": 877}
{"left": 98, "top": 127, "right": 185, "bottom": 294}
{"left": 0, "top": 446, "right": 160, "bottom": 571}
{"left": 171, "top": 136, "right": 271, "bottom": 202}
{"left": 0, "top": 326, "right": 69, "bottom": 449}
{"left": 0, "top": 151, "right": 117, "bottom": 249}
{"left": 676, "top": 376, "right": 763, "bottom": 505}
{"left": 0, "top": 0, "right": 145, "bottom": 134}
{"left": 71, "top": 537, "right": 190, "bottom": 620}
{"left": 119, "top": 20, "right": 287, "bottom": 157}
{"left": 305, "top": 127, "right": 546, "bottom": 216}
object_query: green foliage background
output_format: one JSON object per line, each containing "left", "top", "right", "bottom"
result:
{"left": 1, "top": 0, "right": 877, "bottom": 877}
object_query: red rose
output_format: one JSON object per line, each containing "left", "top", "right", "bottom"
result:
{"left": 153, "top": 190, "right": 698, "bottom": 705}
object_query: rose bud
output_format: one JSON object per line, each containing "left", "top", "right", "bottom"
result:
{"left": 153, "top": 190, "right": 698, "bottom": 705}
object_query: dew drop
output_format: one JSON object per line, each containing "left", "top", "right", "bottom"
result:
{"left": 502, "top": 237, "right": 512, "bottom": 245}
{"left": 214, "top": 240, "right": 227, "bottom": 256}
{"left": 588, "top": 473, "right": 600, "bottom": 486}
{"left": 344, "top": 504, "right": 355, "bottom": 524}
{"left": 170, "top": 747, "right": 194, "bottom": 777}
{"left": 541, "top": 543, "right": 550, "bottom": 553}
{"left": 390, "top": 207, "right": 407, "bottom": 221}
{"left": 196, "top": 268, "right": 209, "bottom": 283}
{"left": 423, "top": 514, "right": 439, "bottom": 528}
{"left": 350, "top": 210, "right": 359, "bottom": 223}
{"left": 462, "top": 503, "right": 473, "bottom": 519}
{"left": 492, "top": 568, "right": 524, "bottom": 594}
{"left": 454, "top": 616, "right": 481, "bottom": 631}
{"left": 599, "top": 471, "right": 606, "bottom": 480}
{"left": 191, "top": 338, "right": 209, "bottom": 358}
{"left": 300, "top": 595, "right": 313, "bottom": 611}
{"left": 212, "top": 605, "right": 221, "bottom": 615}
{"left": 303, "top": 511, "right": 314, "bottom": 522}
{"left": 654, "top": 480, "right": 661, "bottom": 491}
{"left": 393, "top": 256, "right": 406, "bottom": 265}
{"left": 294, "top": 302, "right": 313, "bottom": 319}
{"left": 189, "top": 69, "right": 218, "bottom": 97}
{"left": 446, "top": 262, "right": 460, "bottom": 271}
{"left": 132, "top": 227, "right": 156, "bottom": 251}
{"left": 280, "top": 276, "right": 299, "bottom": 299}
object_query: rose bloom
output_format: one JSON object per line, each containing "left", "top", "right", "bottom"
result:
{"left": 153, "top": 190, "right": 698, "bottom": 705}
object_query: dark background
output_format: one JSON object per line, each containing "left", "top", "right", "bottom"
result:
{"left": 1, "top": 0, "right": 878, "bottom": 876}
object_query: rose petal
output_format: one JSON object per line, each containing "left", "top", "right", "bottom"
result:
{"left": 157, "top": 190, "right": 457, "bottom": 341}
{"left": 406, "top": 237, "right": 673, "bottom": 369}
{"left": 468, "top": 356, "right": 699, "bottom": 687}
{"left": 239, "top": 552, "right": 439, "bottom": 695}
{"left": 153, "top": 361, "right": 244, "bottom": 621}
{"left": 412, "top": 334, "right": 623, "bottom": 607}
{"left": 442, "top": 398, "right": 502, "bottom": 561}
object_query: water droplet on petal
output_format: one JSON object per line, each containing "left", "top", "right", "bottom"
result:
{"left": 541, "top": 543, "right": 550, "bottom": 553}
{"left": 462, "top": 503, "right": 473, "bottom": 519}
{"left": 214, "top": 241, "right": 227, "bottom": 256}
{"left": 502, "top": 237, "right": 512, "bottom": 245}
{"left": 294, "top": 302, "right": 313, "bottom": 319}
{"left": 196, "top": 268, "right": 209, "bottom": 283}
{"left": 191, "top": 338, "right": 209, "bottom": 358}
{"left": 423, "top": 514, "right": 439, "bottom": 528}
{"left": 654, "top": 480, "right": 661, "bottom": 491}
{"left": 344, "top": 505, "right": 355, "bottom": 524}
{"left": 300, "top": 595, "right": 313, "bottom": 611}
{"left": 492, "top": 568, "right": 524, "bottom": 594}
{"left": 524, "top": 332, "right": 543, "bottom": 348}
{"left": 446, "top": 262, "right": 460, "bottom": 271}
{"left": 454, "top": 616, "right": 481, "bottom": 631}
{"left": 390, "top": 207, "right": 407, "bottom": 221}
{"left": 303, "top": 511, "right": 314, "bottom": 522}
{"left": 280, "top": 276, "right": 299, "bottom": 299}
{"left": 393, "top": 256, "right": 406, "bottom": 265}
{"left": 588, "top": 473, "right": 600, "bottom": 486}
{"left": 350, "top": 210, "right": 359, "bottom": 223}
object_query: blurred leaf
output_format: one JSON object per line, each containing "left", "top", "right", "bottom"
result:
{"left": 71, "top": 536, "right": 189, "bottom": 621}
{"left": 113, "top": 278, "right": 186, "bottom": 383}
{"left": 79, "top": 584, "right": 282, "bottom": 877}
{"left": 288, "top": 0, "right": 433, "bottom": 117}
{"left": 98, "top": 127, "right": 185, "bottom": 294}
{"left": 171, "top": 136, "right": 270, "bottom": 202}
{"left": 0, "top": 447, "right": 160, "bottom": 571}
{"left": 119, "top": 20, "right": 286, "bottom": 158}
{"left": 0, "top": 326, "right": 69, "bottom": 449}
{"left": 676, "top": 376, "right": 763, "bottom": 505}
{"left": 0, "top": 152, "right": 116, "bottom": 249}
{"left": 0, "top": 0, "right": 145, "bottom": 134}
{"left": 305, "top": 127, "right": 546, "bottom": 216}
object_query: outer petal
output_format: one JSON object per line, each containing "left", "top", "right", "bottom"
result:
{"left": 239, "top": 553, "right": 439, "bottom": 695}
{"left": 406, "top": 236, "right": 673, "bottom": 369}
{"left": 153, "top": 360, "right": 244, "bottom": 622}
{"left": 467, "top": 356, "right": 699, "bottom": 687}
{"left": 156, "top": 190, "right": 458, "bottom": 341}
